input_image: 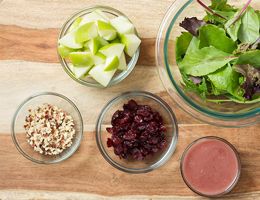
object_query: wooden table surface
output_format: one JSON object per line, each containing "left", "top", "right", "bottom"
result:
{"left": 0, "top": 0, "right": 260, "bottom": 199}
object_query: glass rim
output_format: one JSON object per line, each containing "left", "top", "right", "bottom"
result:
{"left": 95, "top": 91, "right": 179, "bottom": 173}
{"left": 180, "top": 136, "right": 241, "bottom": 197}
{"left": 57, "top": 5, "right": 140, "bottom": 88}
{"left": 11, "top": 92, "right": 84, "bottom": 164}
{"left": 156, "top": 0, "right": 260, "bottom": 124}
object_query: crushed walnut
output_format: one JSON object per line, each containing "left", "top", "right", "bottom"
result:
{"left": 24, "top": 104, "right": 76, "bottom": 156}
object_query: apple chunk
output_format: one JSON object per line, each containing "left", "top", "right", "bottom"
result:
{"left": 68, "top": 17, "right": 83, "bottom": 33}
{"left": 94, "top": 52, "right": 106, "bottom": 65}
{"left": 104, "top": 56, "right": 119, "bottom": 71}
{"left": 110, "top": 16, "right": 135, "bottom": 34}
{"left": 73, "top": 66, "right": 92, "bottom": 78}
{"left": 97, "top": 20, "right": 117, "bottom": 41}
{"left": 99, "top": 43, "right": 125, "bottom": 58}
{"left": 75, "top": 22, "right": 98, "bottom": 43}
{"left": 89, "top": 64, "right": 116, "bottom": 87}
{"left": 118, "top": 52, "right": 127, "bottom": 70}
{"left": 58, "top": 45, "right": 74, "bottom": 58}
{"left": 121, "top": 34, "right": 141, "bottom": 57}
{"left": 79, "top": 9, "right": 109, "bottom": 26}
{"left": 58, "top": 31, "right": 82, "bottom": 49}
{"left": 69, "top": 52, "right": 94, "bottom": 67}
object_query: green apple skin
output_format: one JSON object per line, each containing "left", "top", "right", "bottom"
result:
{"left": 73, "top": 66, "right": 92, "bottom": 78}
{"left": 121, "top": 34, "right": 141, "bottom": 57}
{"left": 97, "top": 20, "right": 117, "bottom": 41}
{"left": 68, "top": 17, "right": 83, "bottom": 33}
{"left": 97, "top": 36, "right": 109, "bottom": 47}
{"left": 58, "top": 45, "right": 74, "bottom": 58}
{"left": 104, "top": 56, "right": 120, "bottom": 71}
{"left": 89, "top": 64, "right": 116, "bottom": 87}
{"left": 86, "top": 37, "right": 100, "bottom": 54}
{"left": 118, "top": 52, "right": 127, "bottom": 70}
{"left": 94, "top": 52, "right": 106, "bottom": 65}
{"left": 69, "top": 52, "right": 94, "bottom": 67}
{"left": 75, "top": 22, "right": 98, "bottom": 43}
{"left": 110, "top": 16, "right": 135, "bottom": 34}
{"left": 59, "top": 31, "right": 83, "bottom": 49}
{"left": 99, "top": 43, "right": 125, "bottom": 58}
{"left": 79, "top": 10, "right": 108, "bottom": 26}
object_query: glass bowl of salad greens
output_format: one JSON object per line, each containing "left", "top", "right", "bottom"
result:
{"left": 58, "top": 6, "right": 141, "bottom": 88}
{"left": 156, "top": 0, "right": 260, "bottom": 127}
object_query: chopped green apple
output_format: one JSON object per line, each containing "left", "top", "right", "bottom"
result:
{"left": 69, "top": 52, "right": 94, "bottom": 67}
{"left": 89, "top": 64, "right": 116, "bottom": 87}
{"left": 75, "top": 22, "right": 98, "bottom": 43}
{"left": 110, "top": 16, "right": 135, "bottom": 34}
{"left": 97, "top": 36, "right": 109, "bottom": 46}
{"left": 121, "top": 34, "right": 141, "bottom": 57}
{"left": 118, "top": 52, "right": 127, "bottom": 70}
{"left": 110, "top": 37, "right": 121, "bottom": 44}
{"left": 85, "top": 37, "right": 100, "bottom": 54}
{"left": 73, "top": 66, "right": 92, "bottom": 78}
{"left": 97, "top": 20, "right": 117, "bottom": 41}
{"left": 58, "top": 45, "right": 74, "bottom": 58}
{"left": 68, "top": 17, "right": 83, "bottom": 33}
{"left": 94, "top": 52, "right": 106, "bottom": 65}
{"left": 104, "top": 56, "right": 119, "bottom": 71}
{"left": 79, "top": 10, "right": 108, "bottom": 26}
{"left": 99, "top": 43, "right": 125, "bottom": 58}
{"left": 59, "top": 31, "right": 83, "bottom": 49}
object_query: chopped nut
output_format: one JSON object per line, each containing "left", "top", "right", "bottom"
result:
{"left": 24, "top": 104, "right": 76, "bottom": 156}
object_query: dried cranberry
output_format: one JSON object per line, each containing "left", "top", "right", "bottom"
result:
{"left": 106, "top": 99, "right": 167, "bottom": 160}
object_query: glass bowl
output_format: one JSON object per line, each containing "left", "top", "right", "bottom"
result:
{"left": 58, "top": 6, "right": 140, "bottom": 88}
{"left": 156, "top": 0, "right": 260, "bottom": 127}
{"left": 96, "top": 91, "right": 178, "bottom": 173}
{"left": 11, "top": 92, "right": 84, "bottom": 164}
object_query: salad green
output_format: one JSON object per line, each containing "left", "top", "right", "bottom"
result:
{"left": 176, "top": 0, "right": 260, "bottom": 103}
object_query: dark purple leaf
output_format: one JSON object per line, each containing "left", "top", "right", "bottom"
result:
{"left": 234, "top": 65, "right": 260, "bottom": 100}
{"left": 180, "top": 17, "right": 206, "bottom": 36}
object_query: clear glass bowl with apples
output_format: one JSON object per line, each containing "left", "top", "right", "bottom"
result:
{"left": 58, "top": 6, "right": 141, "bottom": 88}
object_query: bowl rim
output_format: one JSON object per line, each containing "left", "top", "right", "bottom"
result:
{"left": 180, "top": 136, "right": 241, "bottom": 197}
{"left": 57, "top": 5, "right": 140, "bottom": 88}
{"left": 95, "top": 91, "right": 179, "bottom": 173}
{"left": 156, "top": 0, "right": 260, "bottom": 126}
{"left": 11, "top": 92, "right": 84, "bottom": 164}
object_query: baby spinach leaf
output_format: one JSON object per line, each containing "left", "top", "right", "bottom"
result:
{"left": 179, "top": 46, "right": 236, "bottom": 76}
{"left": 226, "top": 18, "right": 241, "bottom": 41}
{"left": 234, "top": 64, "right": 260, "bottom": 100}
{"left": 238, "top": 7, "right": 260, "bottom": 44}
{"left": 199, "top": 24, "right": 237, "bottom": 53}
{"left": 182, "top": 74, "right": 209, "bottom": 99}
{"left": 186, "top": 36, "right": 200, "bottom": 55}
{"left": 207, "top": 64, "right": 243, "bottom": 99}
{"left": 175, "top": 32, "right": 193, "bottom": 63}
{"left": 225, "top": 11, "right": 242, "bottom": 41}
{"left": 236, "top": 50, "right": 260, "bottom": 67}
{"left": 210, "top": 0, "right": 236, "bottom": 12}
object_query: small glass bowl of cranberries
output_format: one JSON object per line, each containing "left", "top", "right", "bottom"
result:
{"left": 96, "top": 91, "right": 178, "bottom": 173}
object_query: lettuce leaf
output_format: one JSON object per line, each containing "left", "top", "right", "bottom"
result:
{"left": 179, "top": 46, "right": 236, "bottom": 76}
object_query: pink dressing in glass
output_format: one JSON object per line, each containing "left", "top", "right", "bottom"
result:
{"left": 181, "top": 138, "right": 240, "bottom": 196}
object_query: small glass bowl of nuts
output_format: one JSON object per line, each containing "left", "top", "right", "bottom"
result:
{"left": 11, "top": 92, "right": 83, "bottom": 164}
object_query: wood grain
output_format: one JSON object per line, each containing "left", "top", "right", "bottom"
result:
{"left": 0, "top": 25, "right": 155, "bottom": 66}
{"left": 0, "top": 0, "right": 260, "bottom": 199}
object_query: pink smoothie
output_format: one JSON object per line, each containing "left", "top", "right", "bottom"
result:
{"left": 181, "top": 137, "right": 240, "bottom": 197}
